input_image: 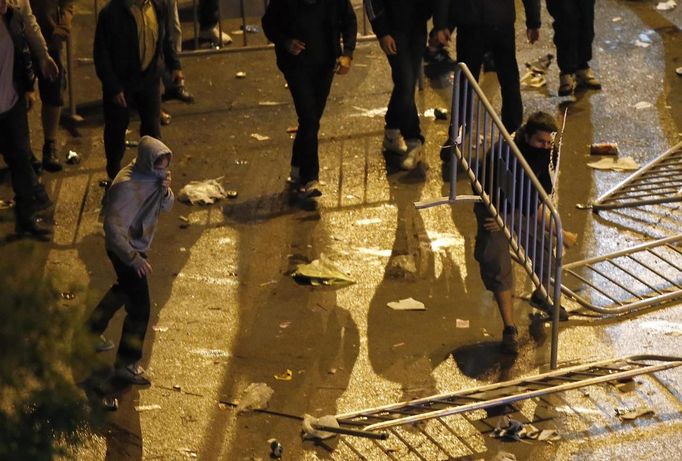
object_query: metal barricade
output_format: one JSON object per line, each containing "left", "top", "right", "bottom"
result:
{"left": 562, "top": 234, "right": 682, "bottom": 315}
{"left": 416, "top": 63, "right": 565, "bottom": 369}
{"left": 588, "top": 141, "right": 682, "bottom": 211}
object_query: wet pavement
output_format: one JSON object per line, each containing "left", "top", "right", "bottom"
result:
{"left": 2, "top": 0, "right": 682, "bottom": 459}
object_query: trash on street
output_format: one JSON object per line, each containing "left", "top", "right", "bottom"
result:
{"left": 301, "top": 414, "right": 340, "bottom": 440}
{"left": 274, "top": 369, "right": 293, "bottom": 381}
{"left": 616, "top": 406, "right": 655, "bottom": 420}
{"left": 590, "top": 143, "right": 619, "bottom": 155}
{"left": 587, "top": 157, "right": 640, "bottom": 171}
{"left": 292, "top": 255, "right": 355, "bottom": 286}
{"left": 236, "top": 382, "right": 274, "bottom": 413}
{"left": 178, "top": 178, "right": 227, "bottom": 205}
{"left": 250, "top": 133, "right": 270, "bottom": 141}
{"left": 656, "top": 1, "right": 677, "bottom": 11}
{"left": 456, "top": 318, "right": 469, "bottom": 328}
{"left": 66, "top": 150, "right": 80, "bottom": 164}
{"left": 387, "top": 297, "right": 426, "bottom": 311}
{"left": 235, "top": 71, "right": 246, "bottom": 78}
{"left": 135, "top": 404, "right": 162, "bottom": 412}
{"left": 633, "top": 101, "right": 653, "bottom": 110}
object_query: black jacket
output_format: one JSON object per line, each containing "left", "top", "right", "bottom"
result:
{"left": 3, "top": 7, "right": 35, "bottom": 96}
{"left": 434, "top": 0, "right": 541, "bottom": 31}
{"left": 93, "top": 0, "right": 180, "bottom": 97}
{"left": 364, "top": 0, "right": 434, "bottom": 38}
{"left": 262, "top": 0, "right": 357, "bottom": 71}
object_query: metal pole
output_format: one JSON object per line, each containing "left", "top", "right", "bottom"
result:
{"left": 64, "top": 32, "right": 84, "bottom": 128}
{"left": 217, "top": 0, "right": 224, "bottom": 48}
{"left": 240, "top": 0, "right": 247, "bottom": 47}
{"left": 193, "top": 0, "right": 199, "bottom": 50}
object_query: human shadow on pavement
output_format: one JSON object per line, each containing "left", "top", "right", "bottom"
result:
{"left": 196, "top": 215, "right": 360, "bottom": 460}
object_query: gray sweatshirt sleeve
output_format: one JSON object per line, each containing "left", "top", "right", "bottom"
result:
{"left": 13, "top": 0, "right": 50, "bottom": 63}
{"left": 103, "top": 186, "right": 144, "bottom": 267}
{"left": 160, "top": 188, "right": 174, "bottom": 212}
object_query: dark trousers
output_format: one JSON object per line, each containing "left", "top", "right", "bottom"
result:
{"left": 283, "top": 62, "right": 334, "bottom": 184}
{"left": 0, "top": 101, "right": 43, "bottom": 219}
{"left": 199, "top": 0, "right": 219, "bottom": 29}
{"left": 456, "top": 24, "right": 523, "bottom": 134}
{"left": 547, "top": 0, "right": 595, "bottom": 74}
{"left": 88, "top": 251, "right": 151, "bottom": 368}
{"left": 386, "top": 30, "right": 425, "bottom": 141}
{"left": 103, "top": 80, "right": 161, "bottom": 180}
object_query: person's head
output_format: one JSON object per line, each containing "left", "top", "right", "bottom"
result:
{"left": 134, "top": 136, "right": 172, "bottom": 178}
{"left": 0, "top": 0, "right": 8, "bottom": 15}
{"left": 523, "top": 111, "right": 558, "bottom": 150}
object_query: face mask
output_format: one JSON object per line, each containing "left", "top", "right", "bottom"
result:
{"left": 524, "top": 145, "right": 551, "bottom": 160}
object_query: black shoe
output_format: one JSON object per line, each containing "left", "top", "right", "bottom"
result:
{"left": 32, "top": 186, "right": 53, "bottom": 212}
{"left": 162, "top": 86, "right": 195, "bottom": 103}
{"left": 95, "top": 335, "right": 115, "bottom": 353}
{"left": 501, "top": 326, "right": 519, "bottom": 355}
{"left": 15, "top": 215, "right": 52, "bottom": 241}
{"left": 297, "top": 180, "right": 322, "bottom": 199}
{"left": 114, "top": 363, "right": 151, "bottom": 386}
{"left": 30, "top": 153, "right": 42, "bottom": 175}
{"left": 530, "top": 291, "right": 569, "bottom": 321}
{"left": 42, "top": 141, "right": 63, "bottom": 172}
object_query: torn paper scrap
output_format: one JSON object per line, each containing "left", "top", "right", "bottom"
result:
{"left": 634, "top": 40, "right": 651, "bottom": 48}
{"left": 387, "top": 297, "right": 426, "bottom": 311}
{"left": 135, "top": 404, "right": 161, "bottom": 412}
{"left": 178, "top": 178, "right": 227, "bottom": 205}
{"left": 274, "top": 369, "right": 293, "bottom": 381}
{"left": 456, "top": 319, "right": 470, "bottom": 328}
{"left": 250, "top": 133, "right": 270, "bottom": 141}
{"left": 616, "top": 406, "right": 655, "bottom": 420}
{"left": 587, "top": 157, "right": 640, "bottom": 171}
{"left": 633, "top": 101, "right": 653, "bottom": 110}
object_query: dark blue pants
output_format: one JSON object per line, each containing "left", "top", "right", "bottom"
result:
{"left": 547, "top": 0, "right": 596, "bottom": 74}
{"left": 88, "top": 251, "right": 151, "bottom": 368}
{"left": 102, "top": 80, "right": 161, "bottom": 180}
{"left": 385, "top": 30, "right": 425, "bottom": 141}
{"left": 284, "top": 62, "right": 334, "bottom": 184}
{"left": 456, "top": 24, "right": 523, "bottom": 134}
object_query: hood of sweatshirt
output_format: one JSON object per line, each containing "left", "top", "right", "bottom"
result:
{"left": 131, "top": 135, "right": 173, "bottom": 180}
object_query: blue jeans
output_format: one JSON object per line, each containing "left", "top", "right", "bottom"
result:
{"left": 385, "top": 30, "right": 425, "bottom": 141}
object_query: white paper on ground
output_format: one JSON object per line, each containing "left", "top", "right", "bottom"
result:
{"left": 587, "top": 157, "right": 640, "bottom": 171}
{"left": 387, "top": 297, "right": 426, "bottom": 311}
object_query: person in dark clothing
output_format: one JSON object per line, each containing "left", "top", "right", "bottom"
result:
{"left": 197, "top": 0, "right": 231, "bottom": 45}
{"left": 473, "top": 112, "right": 577, "bottom": 354}
{"left": 87, "top": 136, "right": 173, "bottom": 386}
{"left": 365, "top": 0, "right": 434, "bottom": 171}
{"left": 262, "top": 0, "right": 356, "bottom": 199}
{"left": 434, "top": 0, "right": 541, "bottom": 166}
{"left": 94, "top": 0, "right": 183, "bottom": 181}
{"left": 546, "top": 0, "right": 601, "bottom": 96}
{"left": 29, "top": 0, "right": 73, "bottom": 172}
{"left": 0, "top": 0, "right": 53, "bottom": 240}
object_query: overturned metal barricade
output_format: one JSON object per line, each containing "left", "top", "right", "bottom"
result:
{"left": 330, "top": 355, "right": 682, "bottom": 457}
{"left": 416, "top": 63, "right": 565, "bottom": 369}
{"left": 589, "top": 142, "right": 682, "bottom": 211}
{"left": 562, "top": 235, "right": 682, "bottom": 315}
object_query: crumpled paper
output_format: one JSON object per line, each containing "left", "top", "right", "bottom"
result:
{"left": 301, "top": 414, "right": 340, "bottom": 440}
{"left": 491, "top": 416, "right": 561, "bottom": 443}
{"left": 178, "top": 178, "right": 227, "bottom": 205}
{"left": 292, "top": 254, "right": 355, "bottom": 286}
{"left": 236, "top": 382, "right": 274, "bottom": 413}
{"left": 587, "top": 157, "right": 640, "bottom": 171}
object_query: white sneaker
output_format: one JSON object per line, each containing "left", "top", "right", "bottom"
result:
{"left": 401, "top": 139, "right": 423, "bottom": 170}
{"left": 199, "top": 26, "right": 232, "bottom": 45}
{"left": 383, "top": 128, "right": 407, "bottom": 154}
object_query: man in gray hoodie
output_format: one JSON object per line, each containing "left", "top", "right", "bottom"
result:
{"left": 87, "top": 136, "right": 173, "bottom": 386}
